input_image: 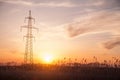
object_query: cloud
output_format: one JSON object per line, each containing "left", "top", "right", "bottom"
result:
{"left": 66, "top": 9, "right": 120, "bottom": 49}
{"left": 66, "top": 9, "right": 120, "bottom": 37}
{"left": 66, "top": 23, "right": 92, "bottom": 37}
{"left": 0, "top": 0, "right": 32, "bottom": 6}
{"left": 1, "top": 0, "right": 120, "bottom": 8}
{"left": 104, "top": 38, "right": 120, "bottom": 49}
{"left": 88, "top": 0, "right": 120, "bottom": 8}
{"left": 65, "top": 0, "right": 120, "bottom": 49}
{"left": 0, "top": 0, "right": 77, "bottom": 7}
{"left": 106, "top": 0, "right": 120, "bottom": 7}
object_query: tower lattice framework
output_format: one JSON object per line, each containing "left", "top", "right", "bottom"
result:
{"left": 21, "top": 10, "right": 38, "bottom": 65}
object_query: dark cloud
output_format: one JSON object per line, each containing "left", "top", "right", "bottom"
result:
{"left": 104, "top": 38, "right": 120, "bottom": 49}
{"left": 106, "top": 0, "right": 120, "bottom": 9}
{"left": 66, "top": 25, "right": 91, "bottom": 37}
{"left": 114, "top": 0, "right": 120, "bottom": 6}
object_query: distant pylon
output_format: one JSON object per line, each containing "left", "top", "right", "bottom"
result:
{"left": 21, "top": 10, "right": 38, "bottom": 65}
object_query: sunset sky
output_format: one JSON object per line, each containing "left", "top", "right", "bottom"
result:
{"left": 0, "top": 0, "right": 120, "bottom": 63}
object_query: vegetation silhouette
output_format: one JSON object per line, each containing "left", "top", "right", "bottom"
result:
{"left": 0, "top": 57, "right": 120, "bottom": 80}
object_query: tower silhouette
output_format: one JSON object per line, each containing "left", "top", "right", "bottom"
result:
{"left": 21, "top": 10, "right": 38, "bottom": 65}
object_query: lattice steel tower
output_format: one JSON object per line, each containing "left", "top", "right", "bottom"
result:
{"left": 21, "top": 10, "right": 38, "bottom": 65}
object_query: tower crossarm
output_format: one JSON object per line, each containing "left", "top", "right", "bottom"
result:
{"left": 24, "top": 35, "right": 35, "bottom": 38}
{"left": 20, "top": 25, "right": 28, "bottom": 32}
{"left": 32, "top": 27, "right": 39, "bottom": 32}
{"left": 23, "top": 35, "right": 35, "bottom": 40}
{"left": 24, "top": 10, "right": 35, "bottom": 24}
{"left": 20, "top": 26, "right": 39, "bottom": 32}
{"left": 25, "top": 17, "right": 35, "bottom": 23}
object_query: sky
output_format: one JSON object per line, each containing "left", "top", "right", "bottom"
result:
{"left": 0, "top": 0, "right": 120, "bottom": 63}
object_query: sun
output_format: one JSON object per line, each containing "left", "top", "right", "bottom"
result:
{"left": 42, "top": 53, "right": 54, "bottom": 64}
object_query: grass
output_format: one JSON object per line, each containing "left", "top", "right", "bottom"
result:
{"left": 0, "top": 64, "right": 120, "bottom": 80}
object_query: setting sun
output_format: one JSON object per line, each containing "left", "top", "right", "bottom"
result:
{"left": 42, "top": 53, "right": 54, "bottom": 64}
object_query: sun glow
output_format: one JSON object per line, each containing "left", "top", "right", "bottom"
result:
{"left": 42, "top": 53, "right": 54, "bottom": 64}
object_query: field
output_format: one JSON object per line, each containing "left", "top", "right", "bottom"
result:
{"left": 0, "top": 64, "right": 120, "bottom": 80}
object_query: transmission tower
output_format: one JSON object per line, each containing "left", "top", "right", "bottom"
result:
{"left": 21, "top": 10, "right": 38, "bottom": 65}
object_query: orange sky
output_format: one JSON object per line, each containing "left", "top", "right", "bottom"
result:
{"left": 0, "top": 0, "right": 120, "bottom": 63}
